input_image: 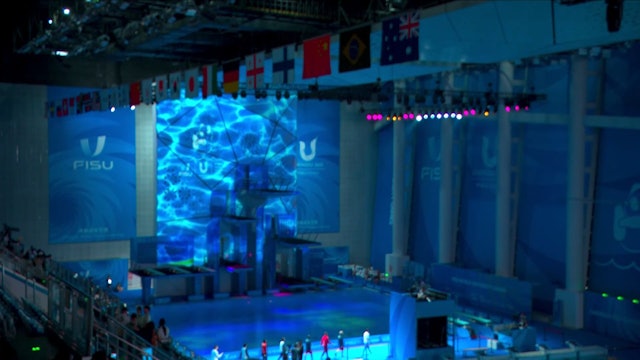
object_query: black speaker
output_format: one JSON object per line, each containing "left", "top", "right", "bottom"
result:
{"left": 417, "top": 316, "right": 448, "bottom": 349}
{"left": 606, "top": 0, "right": 623, "bottom": 32}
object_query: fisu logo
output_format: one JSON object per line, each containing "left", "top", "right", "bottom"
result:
{"left": 73, "top": 135, "right": 113, "bottom": 170}
{"left": 299, "top": 137, "right": 318, "bottom": 162}
{"left": 481, "top": 136, "right": 497, "bottom": 169}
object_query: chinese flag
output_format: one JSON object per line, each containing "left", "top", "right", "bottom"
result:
{"left": 303, "top": 34, "right": 331, "bottom": 79}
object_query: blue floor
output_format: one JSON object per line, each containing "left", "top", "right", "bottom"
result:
{"left": 122, "top": 287, "right": 640, "bottom": 360}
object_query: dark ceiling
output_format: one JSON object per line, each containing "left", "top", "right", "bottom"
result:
{"left": 7, "top": 0, "right": 454, "bottom": 63}
{"left": 0, "top": 0, "right": 455, "bottom": 87}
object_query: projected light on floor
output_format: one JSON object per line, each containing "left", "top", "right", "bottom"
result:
{"left": 155, "top": 94, "right": 298, "bottom": 265}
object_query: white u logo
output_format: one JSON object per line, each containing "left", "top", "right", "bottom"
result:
{"left": 299, "top": 137, "right": 317, "bottom": 161}
{"left": 80, "top": 136, "right": 106, "bottom": 157}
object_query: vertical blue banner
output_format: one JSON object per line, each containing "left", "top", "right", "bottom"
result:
{"left": 48, "top": 109, "right": 136, "bottom": 243}
{"left": 371, "top": 125, "right": 394, "bottom": 270}
{"left": 590, "top": 128, "right": 640, "bottom": 298}
{"left": 409, "top": 121, "right": 441, "bottom": 268}
{"left": 515, "top": 124, "right": 568, "bottom": 288}
{"left": 457, "top": 121, "right": 497, "bottom": 271}
{"left": 296, "top": 99, "right": 340, "bottom": 233}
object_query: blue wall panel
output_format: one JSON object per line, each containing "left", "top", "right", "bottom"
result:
{"left": 48, "top": 98, "right": 136, "bottom": 243}
{"left": 515, "top": 124, "right": 568, "bottom": 289}
{"left": 589, "top": 128, "right": 640, "bottom": 299}
{"left": 584, "top": 291, "right": 640, "bottom": 344}
{"left": 430, "top": 263, "right": 532, "bottom": 317}
{"left": 409, "top": 121, "right": 441, "bottom": 268}
{"left": 371, "top": 125, "right": 394, "bottom": 270}
{"left": 456, "top": 121, "right": 498, "bottom": 271}
{"left": 297, "top": 99, "right": 341, "bottom": 233}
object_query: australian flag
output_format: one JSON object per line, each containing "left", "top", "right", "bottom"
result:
{"left": 380, "top": 11, "right": 420, "bottom": 66}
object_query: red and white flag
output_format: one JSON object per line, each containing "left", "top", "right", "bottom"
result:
{"left": 141, "top": 78, "right": 154, "bottom": 105}
{"left": 184, "top": 67, "right": 199, "bottom": 98}
{"left": 245, "top": 51, "right": 265, "bottom": 90}
{"left": 169, "top": 71, "right": 182, "bottom": 99}
{"left": 155, "top": 75, "right": 168, "bottom": 102}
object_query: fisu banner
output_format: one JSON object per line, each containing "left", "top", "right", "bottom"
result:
{"left": 590, "top": 128, "right": 640, "bottom": 298}
{"left": 296, "top": 99, "right": 340, "bottom": 233}
{"left": 49, "top": 110, "right": 136, "bottom": 243}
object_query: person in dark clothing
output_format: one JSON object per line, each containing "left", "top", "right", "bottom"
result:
{"left": 304, "top": 335, "right": 313, "bottom": 360}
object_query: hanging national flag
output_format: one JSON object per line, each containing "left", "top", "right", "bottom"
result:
{"left": 54, "top": 99, "right": 62, "bottom": 117}
{"left": 223, "top": 61, "right": 240, "bottom": 94}
{"left": 130, "top": 81, "right": 142, "bottom": 106}
{"left": 339, "top": 25, "right": 371, "bottom": 73}
{"left": 169, "top": 71, "right": 182, "bottom": 99}
{"left": 100, "top": 89, "right": 111, "bottom": 111}
{"left": 381, "top": 11, "right": 420, "bottom": 66}
{"left": 303, "top": 34, "right": 331, "bottom": 79}
{"left": 68, "top": 96, "right": 78, "bottom": 115}
{"left": 245, "top": 51, "right": 265, "bottom": 90}
{"left": 91, "top": 91, "right": 101, "bottom": 111}
{"left": 155, "top": 74, "right": 168, "bottom": 102}
{"left": 61, "top": 98, "right": 69, "bottom": 117}
{"left": 141, "top": 78, "right": 154, "bottom": 105}
{"left": 271, "top": 44, "right": 295, "bottom": 86}
{"left": 201, "top": 64, "right": 219, "bottom": 98}
{"left": 184, "top": 67, "right": 199, "bottom": 98}
{"left": 118, "top": 85, "right": 130, "bottom": 108}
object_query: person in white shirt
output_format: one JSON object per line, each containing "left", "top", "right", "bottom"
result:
{"left": 241, "top": 343, "right": 250, "bottom": 360}
{"left": 212, "top": 344, "right": 224, "bottom": 360}
{"left": 155, "top": 318, "right": 171, "bottom": 350}
{"left": 278, "top": 337, "right": 286, "bottom": 359}
{"left": 362, "top": 329, "right": 371, "bottom": 358}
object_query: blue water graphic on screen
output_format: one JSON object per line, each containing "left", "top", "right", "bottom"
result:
{"left": 156, "top": 95, "right": 297, "bottom": 265}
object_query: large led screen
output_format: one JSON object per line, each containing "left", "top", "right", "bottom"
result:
{"left": 155, "top": 95, "right": 297, "bottom": 265}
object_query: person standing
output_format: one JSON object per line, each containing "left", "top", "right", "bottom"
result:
{"left": 320, "top": 331, "right": 330, "bottom": 360}
{"left": 261, "top": 339, "right": 268, "bottom": 360}
{"left": 212, "top": 344, "right": 224, "bottom": 360}
{"left": 278, "top": 337, "right": 286, "bottom": 360}
{"left": 335, "top": 330, "right": 344, "bottom": 359}
{"left": 241, "top": 343, "right": 250, "bottom": 360}
{"left": 362, "top": 328, "right": 371, "bottom": 358}
{"left": 304, "top": 334, "right": 313, "bottom": 360}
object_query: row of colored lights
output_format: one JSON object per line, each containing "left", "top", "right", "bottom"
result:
{"left": 366, "top": 109, "right": 482, "bottom": 121}
{"left": 602, "top": 293, "right": 640, "bottom": 304}
{"left": 366, "top": 104, "right": 531, "bottom": 122}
